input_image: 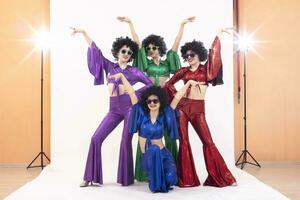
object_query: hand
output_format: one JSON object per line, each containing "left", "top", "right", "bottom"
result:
{"left": 117, "top": 16, "right": 132, "bottom": 23}
{"left": 217, "top": 27, "right": 233, "bottom": 37}
{"left": 70, "top": 27, "right": 85, "bottom": 36}
{"left": 182, "top": 16, "right": 195, "bottom": 25}
{"left": 108, "top": 73, "right": 123, "bottom": 81}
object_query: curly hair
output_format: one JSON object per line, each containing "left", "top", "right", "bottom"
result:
{"left": 142, "top": 34, "right": 167, "bottom": 57}
{"left": 180, "top": 40, "right": 208, "bottom": 62}
{"left": 111, "top": 36, "right": 139, "bottom": 62}
{"left": 139, "top": 86, "right": 168, "bottom": 113}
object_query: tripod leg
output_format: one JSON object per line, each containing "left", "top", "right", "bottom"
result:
{"left": 27, "top": 153, "right": 41, "bottom": 169}
{"left": 241, "top": 151, "right": 247, "bottom": 169}
{"left": 246, "top": 150, "right": 261, "bottom": 167}
{"left": 235, "top": 151, "right": 244, "bottom": 166}
{"left": 43, "top": 152, "right": 51, "bottom": 162}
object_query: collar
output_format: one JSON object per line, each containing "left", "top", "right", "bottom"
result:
{"left": 144, "top": 111, "right": 164, "bottom": 125}
{"left": 113, "top": 64, "right": 132, "bottom": 69}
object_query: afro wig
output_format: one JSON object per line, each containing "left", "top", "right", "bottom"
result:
{"left": 111, "top": 36, "right": 139, "bottom": 62}
{"left": 139, "top": 86, "right": 168, "bottom": 113}
{"left": 180, "top": 40, "right": 208, "bottom": 62}
{"left": 142, "top": 34, "right": 167, "bottom": 57}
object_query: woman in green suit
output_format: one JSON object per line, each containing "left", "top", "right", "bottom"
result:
{"left": 117, "top": 16, "right": 195, "bottom": 182}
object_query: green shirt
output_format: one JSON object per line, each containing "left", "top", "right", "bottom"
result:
{"left": 133, "top": 47, "right": 181, "bottom": 86}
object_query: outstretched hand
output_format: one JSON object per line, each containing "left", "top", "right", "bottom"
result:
{"left": 218, "top": 27, "right": 234, "bottom": 37}
{"left": 182, "top": 16, "right": 196, "bottom": 25}
{"left": 117, "top": 16, "right": 132, "bottom": 23}
{"left": 70, "top": 27, "right": 85, "bottom": 36}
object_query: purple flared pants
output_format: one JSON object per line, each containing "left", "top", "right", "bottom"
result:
{"left": 83, "top": 94, "right": 134, "bottom": 186}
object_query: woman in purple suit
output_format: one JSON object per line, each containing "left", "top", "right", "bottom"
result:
{"left": 70, "top": 27, "right": 153, "bottom": 187}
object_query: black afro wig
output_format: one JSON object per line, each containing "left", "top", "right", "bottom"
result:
{"left": 180, "top": 40, "right": 208, "bottom": 62}
{"left": 139, "top": 86, "right": 168, "bottom": 113}
{"left": 111, "top": 36, "right": 139, "bottom": 62}
{"left": 142, "top": 34, "right": 167, "bottom": 57}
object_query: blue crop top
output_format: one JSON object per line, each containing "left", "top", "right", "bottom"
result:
{"left": 129, "top": 104, "right": 179, "bottom": 141}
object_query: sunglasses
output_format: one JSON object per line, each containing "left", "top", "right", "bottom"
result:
{"left": 183, "top": 52, "right": 196, "bottom": 60}
{"left": 146, "top": 46, "right": 159, "bottom": 51}
{"left": 120, "top": 49, "right": 133, "bottom": 56}
{"left": 146, "top": 99, "right": 159, "bottom": 104}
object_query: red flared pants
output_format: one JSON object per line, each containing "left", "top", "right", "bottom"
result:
{"left": 177, "top": 98, "right": 236, "bottom": 187}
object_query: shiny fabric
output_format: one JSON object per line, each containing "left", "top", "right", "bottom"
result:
{"left": 141, "top": 145, "right": 177, "bottom": 193}
{"left": 133, "top": 47, "right": 180, "bottom": 181}
{"left": 164, "top": 36, "right": 236, "bottom": 187}
{"left": 129, "top": 104, "right": 179, "bottom": 192}
{"left": 129, "top": 104, "right": 179, "bottom": 142}
{"left": 87, "top": 42, "right": 153, "bottom": 97}
{"left": 83, "top": 94, "right": 134, "bottom": 186}
{"left": 133, "top": 47, "right": 180, "bottom": 85}
{"left": 84, "top": 42, "right": 153, "bottom": 186}
{"left": 165, "top": 36, "right": 224, "bottom": 99}
{"left": 175, "top": 98, "right": 236, "bottom": 187}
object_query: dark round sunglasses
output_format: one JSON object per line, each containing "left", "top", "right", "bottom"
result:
{"left": 146, "top": 46, "right": 159, "bottom": 51}
{"left": 146, "top": 99, "right": 159, "bottom": 104}
{"left": 120, "top": 49, "right": 133, "bottom": 56}
{"left": 183, "top": 52, "right": 196, "bottom": 60}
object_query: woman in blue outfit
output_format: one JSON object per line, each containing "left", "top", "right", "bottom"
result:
{"left": 109, "top": 73, "right": 202, "bottom": 192}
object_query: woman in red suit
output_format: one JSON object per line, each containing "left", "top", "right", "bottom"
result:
{"left": 165, "top": 28, "right": 237, "bottom": 187}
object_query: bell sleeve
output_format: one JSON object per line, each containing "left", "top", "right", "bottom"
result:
{"left": 166, "top": 50, "right": 181, "bottom": 74}
{"left": 206, "top": 36, "right": 224, "bottom": 86}
{"left": 164, "top": 105, "right": 179, "bottom": 140}
{"left": 129, "top": 104, "right": 145, "bottom": 134}
{"left": 133, "top": 47, "right": 150, "bottom": 73}
{"left": 87, "top": 42, "right": 115, "bottom": 85}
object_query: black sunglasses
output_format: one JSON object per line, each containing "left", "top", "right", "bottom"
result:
{"left": 146, "top": 46, "right": 159, "bottom": 51}
{"left": 120, "top": 49, "right": 133, "bottom": 56}
{"left": 183, "top": 52, "right": 196, "bottom": 60}
{"left": 146, "top": 99, "right": 159, "bottom": 104}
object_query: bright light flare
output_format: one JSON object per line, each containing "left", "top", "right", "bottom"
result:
{"left": 33, "top": 28, "right": 52, "bottom": 51}
{"left": 235, "top": 33, "right": 256, "bottom": 52}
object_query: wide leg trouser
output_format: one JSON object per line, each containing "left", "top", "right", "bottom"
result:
{"left": 177, "top": 98, "right": 236, "bottom": 187}
{"left": 83, "top": 94, "right": 134, "bottom": 186}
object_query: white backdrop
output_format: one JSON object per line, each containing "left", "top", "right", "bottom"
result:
{"left": 50, "top": 0, "right": 234, "bottom": 183}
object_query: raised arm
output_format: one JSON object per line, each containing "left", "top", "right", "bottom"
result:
{"left": 70, "top": 27, "right": 93, "bottom": 47}
{"left": 206, "top": 28, "right": 231, "bottom": 81}
{"left": 171, "top": 16, "right": 195, "bottom": 52}
{"left": 117, "top": 17, "right": 141, "bottom": 48}
{"left": 71, "top": 27, "right": 115, "bottom": 85}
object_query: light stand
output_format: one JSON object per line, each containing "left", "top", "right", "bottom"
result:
{"left": 27, "top": 30, "right": 51, "bottom": 169}
{"left": 235, "top": 48, "right": 261, "bottom": 169}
